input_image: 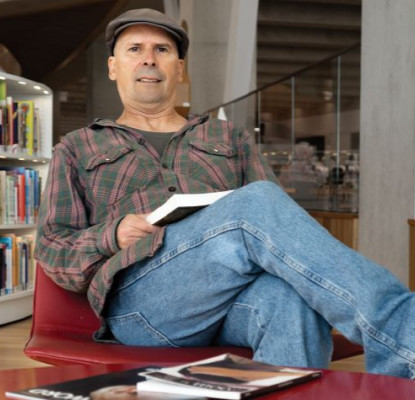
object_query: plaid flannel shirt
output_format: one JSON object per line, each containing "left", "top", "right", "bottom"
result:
{"left": 35, "top": 114, "right": 278, "bottom": 322}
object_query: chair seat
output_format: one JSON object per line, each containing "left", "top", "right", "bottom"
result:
{"left": 24, "top": 265, "right": 363, "bottom": 366}
{"left": 24, "top": 330, "right": 362, "bottom": 366}
{"left": 25, "top": 332, "right": 253, "bottom": 366}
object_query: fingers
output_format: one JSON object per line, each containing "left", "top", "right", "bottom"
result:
{"left": 116, "top": 214, "right": 159, "bottom": 249}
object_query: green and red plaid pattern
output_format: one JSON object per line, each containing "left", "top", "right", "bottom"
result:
{"left": 35, "top": 114, "right": 278, "bottom": 322}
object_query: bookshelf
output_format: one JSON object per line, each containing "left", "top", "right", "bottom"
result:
{"left": 0, "top": 72, "right": 52, "bottom": 325}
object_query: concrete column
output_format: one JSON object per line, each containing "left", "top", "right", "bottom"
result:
{"left": 180, "top": 0, "right": 257, "bottom": 114}
{"left": 223, "top": 0, "right": 258, "bottom": 103}
{"left": 359, "top": 0, "right": 415, "bottom": 284}
{"left": 180, "top": 0, "right": 232, "bottom": 113}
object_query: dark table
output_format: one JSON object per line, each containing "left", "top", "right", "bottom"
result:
{"left": 2, "top": 363, "right": 415, "bottom": 400}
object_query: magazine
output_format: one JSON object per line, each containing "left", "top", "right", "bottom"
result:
{"left": 145, "top": 190, "right": 233, "bottom": 225}
{"left": 137, "top": 353, "right": 322, "bottom": 399}
{"left": 6, "top": 367, "right": 205, "bottom": 400}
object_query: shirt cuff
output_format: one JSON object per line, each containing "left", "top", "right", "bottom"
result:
{"left": 96, "top": 217, "right": 123, "bottom": 256}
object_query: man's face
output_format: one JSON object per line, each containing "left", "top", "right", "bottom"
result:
{"left": 108, "top": 24, "right": 184, "bottom": 110}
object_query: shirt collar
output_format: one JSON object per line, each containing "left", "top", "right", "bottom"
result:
{"left": 88, "top": 113, "right": 209, "bottom": 134}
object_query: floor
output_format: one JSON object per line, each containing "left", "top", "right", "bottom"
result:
{"left": 0, "top": 317, "right": 47, "bottom": 371}
{"left": 0, "top": 317, "right": 366, "bottom": 372}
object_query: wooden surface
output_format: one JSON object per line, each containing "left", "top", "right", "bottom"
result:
{"left": 309, "top": 211, "right": 359, "bottom": 250}
{"left": 409, "top": 219, "right": 415, "bottom": 291}
{"left": 0, "top": 318, "right": 47, "bottom": 371}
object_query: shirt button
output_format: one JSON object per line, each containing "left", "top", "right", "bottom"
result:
{"left": 138, "top": 138, "right": 145, "bottom": 145}
{"left": 162, "top": 163, "right": 168, "bottom": 169}
{"left": 168, "top": 186, "right": 177, "bottom": 192}
{"left": 105, "top": 158, "right": 111, "bottom": 161}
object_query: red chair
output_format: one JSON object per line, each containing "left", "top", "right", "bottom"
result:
{"left": 24, "top": 265, "right": 363, "bottom": 366}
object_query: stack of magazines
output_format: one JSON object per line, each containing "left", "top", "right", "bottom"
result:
{"left": 6, "top": 353, "right": 321, "bottom": 399}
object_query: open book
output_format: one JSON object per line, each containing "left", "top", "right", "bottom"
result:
{"left": 146, "top": 190, "right": 233, "bottom": 226}
{"left": 137, "top": 353, "right": 322, "bottom": 399}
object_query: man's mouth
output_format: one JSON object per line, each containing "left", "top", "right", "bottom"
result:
{"left": 137, "top": 78, "right": 161, "bottom": 83}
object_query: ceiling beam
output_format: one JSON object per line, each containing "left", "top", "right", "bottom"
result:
{"left": 258, "top": 26, "right": 360, "bottom": 49}
{"left": 257, "top": 46, "right": 360, "bottom": 64}
{"left": 258, "top": 0, "right": 361, "bottom": 31}
{"left": 43, "top": 0, "right": 129, "bottom": 85}
{"left": 280, "top": 0, "right": 361, "bottom": 5}
{"left": 0, "top": 0, "right": 115, "bottom": 18}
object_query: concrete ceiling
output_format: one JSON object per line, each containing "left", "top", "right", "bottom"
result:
{"left": 0, "top": 0, "right": 129, "bottom": 83}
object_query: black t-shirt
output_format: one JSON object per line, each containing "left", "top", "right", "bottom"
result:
{"left": 134, "top": 128, "right": 174, "bottom": 156}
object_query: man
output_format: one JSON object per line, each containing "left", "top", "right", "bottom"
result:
{"left": 35, "top": 8, "right": 415, "bottom": 379}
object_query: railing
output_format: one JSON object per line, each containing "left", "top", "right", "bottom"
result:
{"left": 206, "top": 44, "right": 361, "bottom": 213}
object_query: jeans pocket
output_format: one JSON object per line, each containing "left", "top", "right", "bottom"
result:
{"left": 106, "top": 311, "right": 177, "bottom": 347}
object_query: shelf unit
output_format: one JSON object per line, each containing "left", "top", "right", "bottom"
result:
{"left": 0, "top": 71, "right": 52, "bottom": 325}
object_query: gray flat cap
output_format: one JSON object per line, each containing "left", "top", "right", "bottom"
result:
{"left": 105, "top": 8, "right": 189, "bottom": 59}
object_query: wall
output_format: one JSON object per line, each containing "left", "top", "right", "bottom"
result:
{"left": 359, "top": 0, "right": 415, "bottom": 284}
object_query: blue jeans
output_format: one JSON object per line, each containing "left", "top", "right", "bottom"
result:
{"left": 106, "top": 181, "right": 415, "bottom": 378}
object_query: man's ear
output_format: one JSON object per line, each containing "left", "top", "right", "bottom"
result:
{"left": 177, "top": 59, "right": 184, "bottom": 83}
{"left": 108, "top": 56, "right": 116, "bottom": 81}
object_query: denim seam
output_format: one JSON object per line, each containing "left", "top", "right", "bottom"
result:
{"left": 231, "top": 302, "right": 266, "bottom": 360}
{"left": 240, "top": 221, "right": 356, "bottom": 305}
{"left": 355, "top": 314, "right": 415, "bottom": 363}
{"left": 240, "top": 220, "right": 415, "bottom": 364}
{"left": 232, "top": 302, "right": 267, "bottom": 334}
{"left": 108, "top": 311, "right": 178, "bottom": 347}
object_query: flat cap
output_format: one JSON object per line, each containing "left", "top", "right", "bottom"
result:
{"left": 105, "top": 8, "right": 189, "bottom": 59}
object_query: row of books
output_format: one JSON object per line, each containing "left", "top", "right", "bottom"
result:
{"left": 0, "top": 97, "right": 41, "bottom": 155}
{"left": 0, "top": 167, "right": 41, "bottom": 225}
{"left": 0, "top": 233, "right": 34, "bottom": 296}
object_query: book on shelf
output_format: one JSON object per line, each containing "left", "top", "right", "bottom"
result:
{"left": 0, "top": 233, "right": 34, "bottom": 296}
{"left": 0, "top": 167, "right": 41, "bottom": 225}
{"left": 137, "top": 353, "right": 322, "bottom": 399}
{"left": 0, "top": 79, "right": 5, "bottom": 100}
{"left": 17, "top": 100, "right": 35, "bottom": 155}
{"left": 0, "top": 97, "right": 39, "bottom": 155}
{"left": 6, "top": 366, "right": 205, "bottom": 400}
{"left": 146, "top": 190, "right": 233, "bottom": 226}
{"left": 0, "top": 235, "right": 14, "bottom": 294}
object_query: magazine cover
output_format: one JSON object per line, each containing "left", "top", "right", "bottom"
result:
{"left": 6, "top": 367, "right": 205, "bottom": 400}
{"left": 137, "top": 353, "right": 322, "bottom": 399}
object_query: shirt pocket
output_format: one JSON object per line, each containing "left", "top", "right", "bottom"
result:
{"left": 188, "top": 140, "right": 240, "bottom": 190}
{"left": 83, "top": 145, "right": 154, "bottom": 217}
{"left": 85, "top": 145, "right": 134, "bottom": 170}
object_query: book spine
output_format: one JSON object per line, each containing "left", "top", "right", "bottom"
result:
{"left": 0, "top": 238, "right": 13, "bottom": 294}
{"left": 0, "top": 234, "right": 34, "bottom": 295}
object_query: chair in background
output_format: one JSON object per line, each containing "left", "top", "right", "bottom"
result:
{"left": 24, "top": 266, "right": 363, "bottom": 366}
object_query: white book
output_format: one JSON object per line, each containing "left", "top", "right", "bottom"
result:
{"left": 137, "top": 353, "right": 322, "bottom": 399}
{"left": 146, "top": 190, "right": 233, "bottom": 226}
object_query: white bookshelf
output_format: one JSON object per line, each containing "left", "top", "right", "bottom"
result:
{"left": 0, "top": 72, "right": 52, "bottom": 325}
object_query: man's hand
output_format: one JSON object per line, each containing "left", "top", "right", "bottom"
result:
{"left": 116, "top": 214, "right": 159, "bottom": 249}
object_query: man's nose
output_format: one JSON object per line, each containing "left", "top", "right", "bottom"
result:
{"left": 142, "top": 49, "right": 156, "bottom": 66}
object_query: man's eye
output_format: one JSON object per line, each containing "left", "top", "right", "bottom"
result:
{"left": 128, "top": 46, "right": 139, "bottom": 52}
{"left": 157, "top": 47, "right": 168, "bottom": 53}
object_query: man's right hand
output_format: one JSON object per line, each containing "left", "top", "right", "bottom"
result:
{"left": 116, "top": 214, "right": 159, "bottom": 249}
